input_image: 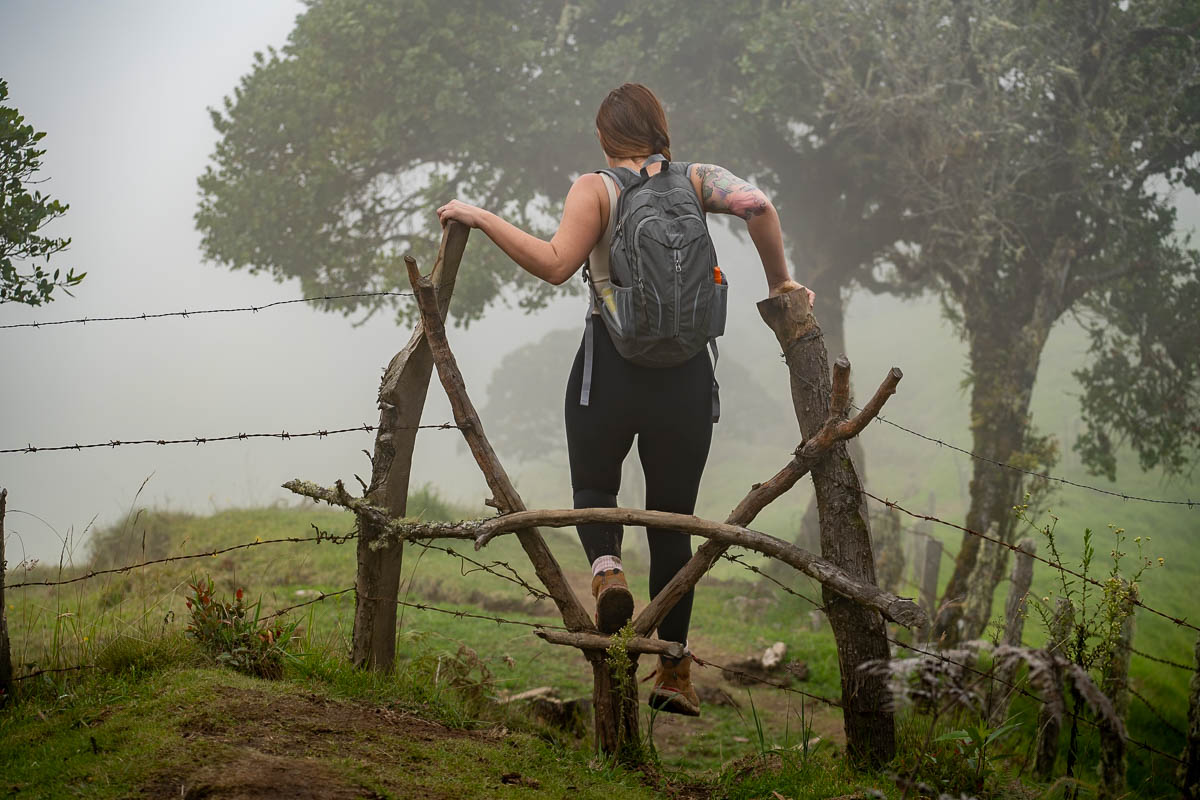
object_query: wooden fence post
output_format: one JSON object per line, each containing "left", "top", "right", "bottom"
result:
{"left": 1102, "top": 581, "right": 1137, "bottom": 723}
{"left": 919, "top": 536, "right": 942, "bottom": 632}
{"left": 0, "top": 488, "right": 11, "bottom": 708}
{"left": 1182, "top": 630, "right": 1200, "bottom": 799}
{"left": 1036, "top": 597, "right": 1074, "bottom": 779}
{"left": 872, "top": 506, "right": 904, "bottom": 596}
{"left": 351, "top": 223, "right": 469, "bottom": 671}
{"left": 990, "top": 537, "right": 1036, "bottom": 725}
{"left": 756, "top": 288, "right": 896, "bottom": 766}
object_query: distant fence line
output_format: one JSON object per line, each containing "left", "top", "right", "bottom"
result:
{"left": 0, "top": 290, "right": 420, "bottom": 329}
{"left": 0, "top": 422, "right": 459, "bottom": 454}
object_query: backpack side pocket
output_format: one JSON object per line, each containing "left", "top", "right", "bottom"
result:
{"left": 708, "top": 279, "right": 728, "bottom": 338}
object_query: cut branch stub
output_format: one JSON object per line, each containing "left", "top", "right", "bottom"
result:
{"left": 404, "top": 256, "right": 594, "bottom": 633}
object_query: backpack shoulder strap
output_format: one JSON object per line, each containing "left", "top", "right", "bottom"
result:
{"left": 596, "top": 166, "right": 638, "bottom": 191}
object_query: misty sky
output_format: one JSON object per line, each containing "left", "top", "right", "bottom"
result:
{"left": 2, "top": 2, "right": 1197, "bottom": 568}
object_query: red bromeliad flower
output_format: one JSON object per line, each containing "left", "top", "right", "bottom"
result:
{"left": 236, "top": 587, "right": 244, "bottom": 601}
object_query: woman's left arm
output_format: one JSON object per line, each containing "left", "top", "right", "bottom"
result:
{"left": 436, "top": 174, "right": 605, "bottom": 286}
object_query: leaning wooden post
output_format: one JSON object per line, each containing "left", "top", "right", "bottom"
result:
{"left": 990, "top": 537, "right": 1036, "bottom": 725}
{"left": 1102, "top": 580, "right": 1137, "bottom": 723}
{"left": 756, "top": 288, "right": 896, "bottom": 766}
{"left": 403, "top": 256, "right": 643, "bottom": 755}
{"left": 0, "top": 488, "right": 11, "bottom": 708}
{"left": 1036, "top": 597, "right": 1074, "bottom": 779}
{"left": 1182, "top": 631, "right": 1200, "bottom": 799}
{"left": 351, "top": 223, "right": 469, "bottom": 671}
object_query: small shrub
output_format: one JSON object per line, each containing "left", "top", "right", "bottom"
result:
{"left": 184, "top": 575, "right": 297, "bottom": 679}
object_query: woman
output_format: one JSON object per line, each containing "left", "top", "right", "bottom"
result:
{"left": 437, "top": 83, "right": 813, "bottom": 717}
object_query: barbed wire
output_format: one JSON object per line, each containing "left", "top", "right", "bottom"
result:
{"left": 13, "top": 664, "right": 99, "bottom": 682}
{"left": 2, "top": 422, "right": 460, "bottom": 455}
{"left": 262, "top": 586, "right": 357, "bottom": 621}
{"left": 0, "top": 291, "right": 418, "bottom": 330}
{"left": 1122, "top": 642, "right": 1195, "bottom": 673}
{"left": 688, "top": 653, "right": 843, "bottom": 708}
{"left": 411, "top": 540, "right": 551, "bottom": 601}
{"left": 374, "top": 595, "right": 567, "bottom": 631}
{"left": 867, "top": 412, "right": 1196, "bottom": 508}
{"left": 777, "top": 353, "right": 1196, "bottom": 508}
{"left": 848, "top": 483, "right": 1200, "bottom": 635}
{"left": 7, "top": 528, "right": 355, "bottom": 589}
{"left": 719, "top": 552, "right": 826, "bottom": 611}
{"left": 1128, "top": 685, "right": 1187, "bottom": 739}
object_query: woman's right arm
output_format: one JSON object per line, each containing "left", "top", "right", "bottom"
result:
{"left": 689, "top": 163, "right": 814, "bottom": 303}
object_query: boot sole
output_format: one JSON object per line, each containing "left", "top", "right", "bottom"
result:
{"left": 648, "top": 689, "right": 701, "bottom": 717}
{"left": 595, "top": 586, "right": 634, "bottom": 634}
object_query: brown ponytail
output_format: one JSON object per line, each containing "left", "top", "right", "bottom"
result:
{"left": 595, "top": 83, "right": 672, "bottom": 162}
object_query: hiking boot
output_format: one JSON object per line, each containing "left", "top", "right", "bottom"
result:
{"left": 590, "top": 568, "right": 634, "bottom": 634}
{"left": 648, "top": 653, "right": 701, "bottom": 716}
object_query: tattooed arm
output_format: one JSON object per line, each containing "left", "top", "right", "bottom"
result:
{"left": 690, "top": 163, "right": 813, "bottom": 303}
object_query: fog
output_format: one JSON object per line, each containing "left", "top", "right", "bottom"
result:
{"left": 2, "top": 1, "right": 1197, "bottom": 569}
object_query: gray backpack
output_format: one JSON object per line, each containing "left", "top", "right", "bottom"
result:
{"left": 580, "top": 154, "right": 727, "bottom": 422}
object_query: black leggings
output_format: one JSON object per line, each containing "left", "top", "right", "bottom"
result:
{"left": 564, "top": 320, "right": 714, "bottom": 645}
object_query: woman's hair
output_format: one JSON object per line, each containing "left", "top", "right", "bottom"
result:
{"left": 595, "top": 83, "right": 671, "bottom": 162}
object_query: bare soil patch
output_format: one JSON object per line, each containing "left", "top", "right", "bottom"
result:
{"left": 138, "top": 684, "right": 479, "bottom": 799}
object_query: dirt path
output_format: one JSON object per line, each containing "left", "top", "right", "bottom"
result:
{"left": 558, "top": 566, "right": 845, "bottom": 765}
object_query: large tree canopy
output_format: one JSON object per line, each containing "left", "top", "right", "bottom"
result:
{"left": 783, "top": 0, "right": 1200, "bottom": 638}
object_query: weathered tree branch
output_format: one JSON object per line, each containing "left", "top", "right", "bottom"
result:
{"left": 535, "top": 630, "right": 686, "bottom": 660}
{"left": 280, "top": 481, "right": 924, "bottom": 629}
{"left": 404, "top": 256, "right": 594, "bottom": 632}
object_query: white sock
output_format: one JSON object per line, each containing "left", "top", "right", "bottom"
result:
{"left": 591, "top": 555, "right": 622, "bottom": 576}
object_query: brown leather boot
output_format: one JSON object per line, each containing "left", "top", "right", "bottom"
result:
{"left": 590, "top": 568, "right": 634, "bottom": 634}
{"left": 648, "top": 654, "right": 701, "bottom": 716}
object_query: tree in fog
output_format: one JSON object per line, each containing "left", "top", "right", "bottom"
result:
{"left": 791, "top": 0, "right": 1200, "bottom": 641}
{"left": 0, "top": 79, "right": 82, "bottom": 306}
{"left": 195, "top": 0, "right": 914, "bottom": 358}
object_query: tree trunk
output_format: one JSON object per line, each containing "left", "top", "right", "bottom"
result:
{"left": 0, "top": 488, "right": 11, "bottom": 708}
{"left": 935, "top": 322, "right": 1047, "bottom": 644}
{"left": 959, "top": 522, "right": 1005, "bottom": 641}
{"left": 1036, "top": 597, "right": 1074, "bottom": 780}
{"left": 756, "top": 288, "right": 896, "bottom": 766}
{"left": 351, "top": 224, "right": 469, "bottom": 671}
{"left": 1182, "top": 631, "right": 1200, "bottom": 799}
{"left": 586, "top": 651, "right": 641, "bottom": 760}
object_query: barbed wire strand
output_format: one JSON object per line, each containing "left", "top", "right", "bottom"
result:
{"left": 2, "top": 422, "right": 460, "bottom": 455}
{"left": 262, "top": 586, "right": 357, "bottom": 622}
{"left": 777, "top": 352, "right": 1196, "bottom": 509}
{"left": 848, "top": 483, "right": 1200, "bottom": 635}
{"left": 689, "top": 653, "right": 843, "bottom": 708}
{"left": 1128, "top": 685, "right": 1187, "bottom": 739}
{"left": 1122, "top": 642, "right": 1195, "bottom": 673}
{"left": 7, "top": 529, "right": 356, "bottom": 589}
{"left": 374, "top": 595, "right": 567, "bottom": 631}
{"left": 0, "top": 291, "right": 418, "bottom": 330}
{"left": 719, "top": 552, "right": 826, "bottom": 611}
{"left": 411, "top": 540, "right": 550, "bottom": 601}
